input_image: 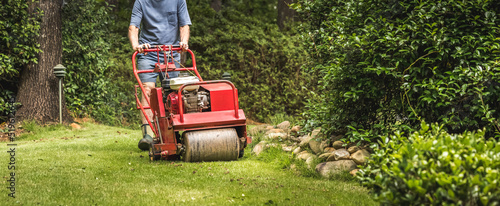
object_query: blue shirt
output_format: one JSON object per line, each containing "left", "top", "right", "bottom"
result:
{"left": 130, "top": 0, "right": 192, "bottom": 45}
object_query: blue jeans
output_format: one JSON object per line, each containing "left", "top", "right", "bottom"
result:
{"left": 137, "top": 52, "right": 180, "bottom": 83}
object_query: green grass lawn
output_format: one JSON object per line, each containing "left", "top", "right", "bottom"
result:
{"left": 1, "top": 122, "right": 375, "bottom": 205}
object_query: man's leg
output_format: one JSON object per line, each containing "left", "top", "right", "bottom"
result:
{"left": 137, "top": 54, "right": 159, "bottom": 151}
{"left": 140, "top": 82, "right": 156, "bottom": 125}
{"left": 138, "top": 82, "right": 156, "bottom": 151}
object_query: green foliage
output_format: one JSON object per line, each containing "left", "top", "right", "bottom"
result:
{"left": 62, "top": 0, "right": 112, "bottom": 117}
{"left": 359, "top": 122, "right": 500, "bottom": 205}
{"left": 0, "top": 90, "right": 19, "bottom": 122}
{"left": 188, "top": 0, "right": 317, "bottom": 121}
{"left": 0, "top": 0, "right": 42, "bottom": 79}
{"left": 294, "top": 0, "right": 500, "bottom": 137}
{"left": 62, "top": 0, "right": 140, "bottom": 126}
{"left": 0, "top": 0, "right": 41, "bottom": 121}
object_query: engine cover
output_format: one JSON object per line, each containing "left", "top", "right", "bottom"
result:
{"left": 201, "top": 83, "right": 237, "bottom": 112}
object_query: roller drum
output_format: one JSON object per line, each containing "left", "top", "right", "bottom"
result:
{"left": 183, "top": 128, "right": 240, "bottom": 162}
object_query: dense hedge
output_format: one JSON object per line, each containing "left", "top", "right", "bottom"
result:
{"left": 188, "top": 0, "right": 317, "bottom": 121}
{"left": 359, "top": 122, "right": 500, "bottom": 205}
{"left": 0, "top": 0, "right": 41, "bottom": 121}
{"left": 293, "top": 0, "right": 500, "bottom": 137}
{"left": 62, "top": 0, "right": 139, "bottom": 126}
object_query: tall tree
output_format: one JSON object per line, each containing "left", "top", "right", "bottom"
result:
{"left": 277, "top": 0, "right": 296, "bottom": 30}
{"left": 16, "top": 0, "right": 72, "bottom": 123}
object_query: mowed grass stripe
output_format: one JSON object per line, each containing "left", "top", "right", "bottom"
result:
{"left": 1, "top": 122, "right": 375, "bottom": 205}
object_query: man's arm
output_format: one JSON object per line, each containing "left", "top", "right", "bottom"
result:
{"left": 179, "top": 25, "right": 190, "bottom": 52}
{"left": 128, "top": 25, "right": 150, "bottom": 53}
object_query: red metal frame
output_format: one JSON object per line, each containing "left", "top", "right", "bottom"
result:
{"left": 132, "top": 46, "right": 202, "bottom": 135}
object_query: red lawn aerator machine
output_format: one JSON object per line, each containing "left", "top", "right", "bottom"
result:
{"left": 132, "top": 45, "right": 251, "bottom": 162}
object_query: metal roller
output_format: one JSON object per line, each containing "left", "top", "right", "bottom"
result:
{"left": 183, "top": 128, "right": 240, "bottom": 162}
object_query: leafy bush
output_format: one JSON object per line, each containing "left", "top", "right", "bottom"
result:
{"left": 62, "top": 0, "right": 140, "bottom": 126}
{"left": 0, "top": 0, "right": 41, "bottom": 121}
{"left": 0, "top": 0, "right": 41, "bottom": 80}
{"left": 188, "top": 0, "right": 317, "bottom": 121}
{"left": 359, "top": 122, "right": 500, "bottom": 205}
{"left": 293, "top": 0, "right": 500, "bottom": 137}
{"left": 62, "top": 0, "right": 112, "bottom": 117}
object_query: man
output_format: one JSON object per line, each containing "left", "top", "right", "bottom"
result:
{"left": 129, "top": 0, "right": 191, "bottom": 150}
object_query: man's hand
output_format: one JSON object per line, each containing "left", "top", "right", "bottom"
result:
{"left": 135, "top": 43, "right": 151, "bottom": 55}
{"left": 179, "top": 25, "right": 190, "bottom": 53}
{"left": 129, "top": 25, "right": 152, "bottom": 54}
{"left": 179, "top": 41, "right": 189, "bottom": 52}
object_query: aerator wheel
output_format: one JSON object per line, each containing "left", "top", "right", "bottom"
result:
{"left": 183, "top": 128, "right": 240, "bottom": 162}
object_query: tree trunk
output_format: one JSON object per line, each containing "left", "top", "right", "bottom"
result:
{"left": 211, "top": 0, "right": 222, "bottom": 12}
{"left": 278, "top": 0, "right": 296, "bottom": 30}
{"left": 16, "top": 0, "right": 72, "bottom": 123}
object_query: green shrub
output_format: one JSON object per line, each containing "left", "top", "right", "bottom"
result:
{"left": 62, "top": 0, "right": 112, "bottom": 117}
{"left": 0, "top": 0, "right": 41, "bottom": 121}
{"left": 0, "top": 90, "right": 19, "bottom": 122}
{"left": 359, "top": 122, "right": 500, "bottom": 205}
{"left": 293, "top": 0, "right": 500, "bottom": 137}
{"left": 188, "top": 0, "right": 317, "bottom": 121}
{"left": 0, "top": 0, "right": 41, "bottom": 80}
{"left": 62, "top": 0, "right": 140, "bottom": 127}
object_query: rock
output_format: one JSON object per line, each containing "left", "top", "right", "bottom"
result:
{"left": 293, "top": 147, "right": 302, "bottom": 154}
{"left": 332, "top": 148, "right": 350, "bottom": 161}
{"left": 266, "top": 129, "right": 286, "bottom": 134}
{"left": 282, "top": 145, "right": 293, "bottom": 152}
{"left": 297, "top": 151, "right": 315, "bottom": 160}
{"left": 277, "top": 121, "right": 290, "bottom": 130}
{"left": 350, "top": 169, "right": 359, "bottom": 177}
{"left": 351, "top": 149, "right": 371, "bottom": 165}
{"left": 306, "top": 156, "right": 316, "bottom": 168}
{"left": 318, "top": 153, "right": 332, "bottom": 159}
{"left": 265, "top": 132, "right": 288, "bottom": 140}
{"left": 248, "top": 125, "right": 269, "bottom": 136}
{"left": 252, "top": 141, "right": 267, "bottom": 155}
{"left": 297, "top": 135, "right": 307, "bottom": 141}
{"left": 299, "top": 135, "right": 313, "bottom": 147}
{"left": 266, "top": 126, "right": 275, "bottom": 130}
{"left": 291, "top": 125, "right": 301, "bottom": 133}
{"left": 70, "top": 123, "right": 81, "bottom": 129}
{"left": 332, "top": 141, "right": 344, "bottom": 149}
{"left": 347, "top": 146, "right": 360, "bottom": 154}
{"left": 265, "top": 143, "right": 278, "bottom": 148}
{"left": 265, "top": 129, "right": 287, "bottom": 140}
{"left": 324, "top": 147, "right": 335, "bottom": 153}
{"left": 315, "top": 160, "right": 358, "bottom": 178}
{"left": 309, "top": 140, "right": 322, "bottom": 154}
{"left": 310, "top": 128, "right": 322, "bottom": 139}
{"left": 320, "top": 141, "right": 329, "bottom": 151}
{"left": 289, "top": 136, "right": 301, "bottom": 142}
